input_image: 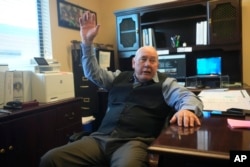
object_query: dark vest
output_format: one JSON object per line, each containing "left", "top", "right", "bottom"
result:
{"left": 97, "top": 71, "right": 172, "bottom": 138}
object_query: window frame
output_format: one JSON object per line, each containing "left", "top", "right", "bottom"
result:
{"left": 0, "top": 0, "right": 52, "bottom": 70}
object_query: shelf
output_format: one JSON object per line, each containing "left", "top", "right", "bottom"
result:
{"left": 156, "top": 42, "right": 241, "bottom": 54}
{"left": 141, "top": 15, "right": 207, "bottom": 26}
{"left": 120, "top": 30, "right": 137, "bottom": 33}
{"left": 115, "top": 0, "right": 242, "bottom": 83}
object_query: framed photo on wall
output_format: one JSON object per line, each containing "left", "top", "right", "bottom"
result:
{"left": 57, "top": 0, "right": 96, "bottom": 30}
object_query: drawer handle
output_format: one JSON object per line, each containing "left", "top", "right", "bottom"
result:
{"left": 82, "top": 77, "right": 88, "bottom": 81}
{"left": 80, "top": 85, "right": 89, "bottom": 88}
{"left": 83, "top": 98, "right": 90, "bottom": 103}
{"left": 81, "top": 107, "right": 90, "bottom": 110}
{"left": 8, "top": 145, "right": 14, "bottom": 151}
{"left": 0, "top": 148, "right": 5, "bottom": 154}
{"left": 65, "top": 112, "right": 75, "bottom": 120}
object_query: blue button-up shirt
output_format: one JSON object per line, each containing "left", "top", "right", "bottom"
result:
{"left": 81, "top": 44, "right": 203, "bottom": 117}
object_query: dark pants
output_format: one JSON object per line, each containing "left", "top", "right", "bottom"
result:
{"left": 39, "top": 133, "right": 154, "bottom": 167}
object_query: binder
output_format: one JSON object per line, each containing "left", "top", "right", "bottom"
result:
{"left": 4, "top": 71, "right": 14, "bottom": 104}
{"left": 148, "top": 28, "right": 156, "bottom": 47}
{"left": 0, "top": 72, "right": 5, "bottom": 108}
{"left": 13, "top": 71, "right": 32, "bottom": 102}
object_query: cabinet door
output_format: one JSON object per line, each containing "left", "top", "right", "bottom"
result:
{"left": 55, "top": 101, "right": 82, "bottom": 145}
{"left": 208, "top": 0, "right": 241, "bottom": 45}
{"left": 0, "top": 114, "right": 38, "bottom": 167}
{"left": 36, "top": 108, "right": 57, "bottom": 164}
{"left": 0, "top": 122, "right": 10, "bottom": 166}
{"left": 116, "top": 14, "right": 139, "bottom": 51}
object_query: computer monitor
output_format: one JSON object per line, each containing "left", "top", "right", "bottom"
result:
{"left": 196, "top": 57, "right": 221, "bottom": 75}
{"left": 157, "top": 51, "right": 186, "bottom": 79}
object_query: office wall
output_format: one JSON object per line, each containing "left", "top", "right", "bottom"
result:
{"left": 242, "top": 0, "right": 250, "bottom": 86}
{"left": 49, "top": 0, "right": 101, "bottom": 73}
{"left": 49, "top": 0, "right": 174, "bottom": 73}
{"left": 50, "top": 0, "right": 250, "bottom": 86}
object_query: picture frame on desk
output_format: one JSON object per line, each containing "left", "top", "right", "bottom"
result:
{"left": 57, "top": 0, "right": 97, "bottom": 30}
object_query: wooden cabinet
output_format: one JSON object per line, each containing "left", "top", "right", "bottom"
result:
{"left": 114, "top": 0, "right": 242, "bottom": 84}
{"left": 55, "top": 102, "right": 83, "bottom": 145}
{"left": 208, "top": 0, "right": 241, "bottom": 45}
{"left": 116, "top": 14, "right": 139, "bottom": 51}
{"left": 0, "top": 98, "right": 82, "bottom": 167}
{"left": 0, "top": 114, "right": 38, "bottom": 166}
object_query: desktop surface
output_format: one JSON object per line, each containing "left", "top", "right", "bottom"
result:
{"left": 148, "top": 113, "right": 250, "bottom": 160}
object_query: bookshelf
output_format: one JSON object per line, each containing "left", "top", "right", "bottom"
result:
{"left": 114, "top": 0, "right": 242, "bottom": 84}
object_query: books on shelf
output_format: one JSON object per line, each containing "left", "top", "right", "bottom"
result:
{"left": 0, "top": 64, "right": 8, "bottom": 71}
{"left": 148, "top": 28, "right": 156, "bottom": 47}
{"left": 142, "top": 28, "right": 149, "bottom": 46}
{"left": 196, "top": 21, "right": 207, "bottom": 45}
{"left": 4, "top": 71, "right": 14, "bottom": 105}
{"left": 142, "top": 28, "right": 166, "bottom": 48}
{"left": 142, "top": 28, "right": 156, "bottom": 47}
{"left": 1, "top": 70, "right": 32, "bottom": 106}
{"left": 0, "top": 72, "right": 5, "bottom": 108}
{"left": 13, "top": 71, "right": 32, "bottom": 102}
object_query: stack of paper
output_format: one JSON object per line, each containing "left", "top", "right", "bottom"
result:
{"left": 82, "top": 116, "right": 96, "bottom": 125}
{"left": 227, "top": 118, "right": 250, "bottom": 129}
{"left": 198, "top": 89, "right": 250, "bottom": 111}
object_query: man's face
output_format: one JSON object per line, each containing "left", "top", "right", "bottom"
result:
{"left": 132, "top": 46, "right": 159, "bottom": 82}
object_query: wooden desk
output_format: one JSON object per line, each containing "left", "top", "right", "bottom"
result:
{"left": 0, "top": 98, "right": 82, "bottom": 167}
{"left": 188, "top": 85, "right": 250, "bottom": 95}
{"left": 148, "top": 113, "right": 250, "bottom": 166}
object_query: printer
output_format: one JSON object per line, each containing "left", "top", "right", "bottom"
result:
{"left": 32, "top": 72, "right": 75, "bottom": 103}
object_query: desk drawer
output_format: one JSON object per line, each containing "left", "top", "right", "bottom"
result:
{"left": 55, "top": 102, "right": 81, "bottom": 128}
{"left": 55, "top": 122, "right": 82, "bottom": 146}
{"left": 80, "top": 97, "right": 96, "bottom": 116}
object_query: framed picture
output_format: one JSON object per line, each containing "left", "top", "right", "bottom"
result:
{"left": 57, "top": 0, "right": 96, "bottom": 30}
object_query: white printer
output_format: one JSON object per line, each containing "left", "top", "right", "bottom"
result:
{"left": 32, "top": 72, "right": 75, "bottom": 103}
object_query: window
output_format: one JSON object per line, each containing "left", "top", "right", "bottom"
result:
{"left": 0, "top": 0, "right": 52, "bottom": 70}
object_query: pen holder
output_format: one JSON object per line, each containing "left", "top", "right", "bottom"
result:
{"left": 170, "top": 35, "right": 180, "bottom": 48}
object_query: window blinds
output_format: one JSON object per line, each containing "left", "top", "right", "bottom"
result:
{"left": 0, "top": 0, "right": 52, "bottom": 70}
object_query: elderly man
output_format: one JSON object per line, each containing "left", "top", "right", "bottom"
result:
{"left": 39, "top": 11, "right": 203, "bottom": 167}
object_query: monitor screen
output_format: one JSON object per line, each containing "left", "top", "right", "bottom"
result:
{"left": 34, "top": 57, "right": 49, "bottom": 65}
{"left": 158, "top": 53, "right": 186, "bottom": 79}
{"left": 196, "top": 57, "right": 221, "bottom": 75}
